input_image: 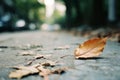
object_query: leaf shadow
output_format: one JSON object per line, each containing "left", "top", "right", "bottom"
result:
{"left": 21, "top": 73, "right": 39, "bottom": 79}
{"left": 77, "top": 57, "right": 105, "bottom": 60}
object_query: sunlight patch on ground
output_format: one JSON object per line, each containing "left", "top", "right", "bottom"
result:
{"left": 40, "top": 23, "right": 61, "bottom": 31}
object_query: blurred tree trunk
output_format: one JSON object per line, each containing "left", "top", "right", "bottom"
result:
{"left": 83, "top": 0, "right": 92, "bottom": 25}
{"left": 90, "top": 0, "right": 106, "bottom": 27}
{"left": 63, "top": 0, "right": 83, "bottom": 30}
{"left": 72, "top": 0, "right": 83, "bottom": 27}
{"left": 63, "top": 0, "right": 72, "bottom": 30}
{"left": 116, "top": 0, "right": 120, "bottom": 24}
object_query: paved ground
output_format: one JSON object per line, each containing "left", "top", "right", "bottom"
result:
{"left": 0, "top": 30, "right": 120, "bottom": 80}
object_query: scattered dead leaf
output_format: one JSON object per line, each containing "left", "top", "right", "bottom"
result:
{"left": 9, "top": 65, "right": 39, "bottom": 79}
{"left": 37, "top": 66, "right": 68, "bottom": 80}
{"left": 9, "top": 69, "right": 31, "bottom": 79}
{"left": 9, "top": 60, "right": 56, "bottom": 79}
{"left": 37, "top": 66, "right": 51, "bottom": 80}
{"left": 9, "top": 62, "right": 68, "bottom": 80}
{"left": 9, "top": 51, "right": 68, "bottom": 80}
{"left": 41, "top": 60, "right": 56, "bottom": 67}
{"left": 51, "top": 67, "right": 68, "bottom": 74}
{"left": 74, "top": 37, "right": 107, "bottom": 59}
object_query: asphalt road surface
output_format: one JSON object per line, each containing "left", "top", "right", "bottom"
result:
{"left": 0, "top": 31, "right": 120, "bottom": 80}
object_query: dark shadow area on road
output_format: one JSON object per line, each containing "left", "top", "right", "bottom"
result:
{"left": 77, "top": 57, "right": 105, "bottom": 60}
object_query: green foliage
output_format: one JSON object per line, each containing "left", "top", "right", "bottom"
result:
{"left": 13, "top": 0, "right": 45, "bottom": 22}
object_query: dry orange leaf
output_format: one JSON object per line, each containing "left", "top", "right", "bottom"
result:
{"left": 9, "top": 69, "right": 31, "bottom": 79}
{"left": 9, "top": 65, "right": 39, "bottom": 79}
{"left": 37, "top": 66, "right": 51, "bottom": 80}
{"left": 74, "top": 37, "right": 107, "bottom": 59}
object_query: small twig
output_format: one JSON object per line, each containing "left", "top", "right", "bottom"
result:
{"left": 26, "top": 59, "right": 36, "bottom": 66}
{"left": 60, "top": 55, "right": 73, "bottom": 58}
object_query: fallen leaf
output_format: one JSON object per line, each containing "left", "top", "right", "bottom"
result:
{"left": 37, "top": 66, "right": 51, "bottom": 80}
{"left": 17, "top": 66, "right": 39, "bottom": 73}
{"left": 9, "top": 65, "right": 39, "bottom": 79}
{"left": 9, "top": 70, "right": 31, "bottom": 79}
{"left": 74, "top": 37, "right": 107, "bottom": 58}
{"left": 9, "top": 60, "right": 67, "bottom": 79}
{"left": 41, "top": 60, "right": 56, "bottom": 67}
{"left": 51, "top": 67, "right": 68, "bottom": 74}
{"left": 37, "top": 66, "right": 67, "bottom": 80}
